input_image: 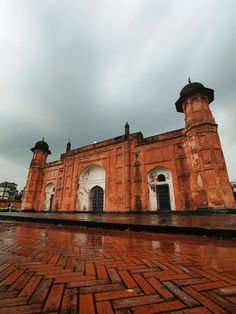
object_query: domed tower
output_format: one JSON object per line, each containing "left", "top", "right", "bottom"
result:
{"left": 21, "top": 139, "right": 51, "bottom": 210}
{"left": 176, "top": 81, "right": 235, "bottom": 210}
{"left": 176, "top": 81, "right": 215, "bottom": 128}
{"left": 30, "top": 139, "right": 51, "bottom": 165}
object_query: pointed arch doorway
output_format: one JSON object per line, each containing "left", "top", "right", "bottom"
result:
{"left": 156, "top": 185, "right": 171, "bottom": 211}
{"left": 91, "top": 186, "right": 104, "bottom": 212}
{"left": 147, "top": 167, "right": 175, "bottom": 212}
{"left": 77, "top": 165, "right": 106, "bottom": 211}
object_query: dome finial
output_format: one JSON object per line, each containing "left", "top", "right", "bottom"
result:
{"left": 188, "top": 77, "right": 191, "bottom": 84}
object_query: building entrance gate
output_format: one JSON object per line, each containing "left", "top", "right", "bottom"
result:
{"left": 49, "top": 194, "right": 54, "bottom": 211}
{"left": 91, "top": 186, "right": 104, "bottom": 212}
{"left": 156, "top": 185, "right": 171, "bottom": 212}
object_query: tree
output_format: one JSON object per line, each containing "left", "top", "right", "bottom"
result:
{"left": 14, "top": 189, "right": 24, "bottom": 201}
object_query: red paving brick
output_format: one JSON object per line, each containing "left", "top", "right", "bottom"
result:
{"left": 60, "top": 288, "right": 78, "bottom": 313}
{"left": 96, "top": 300, "right": 114, "bottom": 314}
{"left": 79, "top": 293, "right": 95, "bottom": 314}
{"left": 148, "top": 277, "right": 174, "bottom": 299}
{"left": 132, "top": 273, "right": 156, "bottom": 294}
{"left": 113, "top": 294, "right": 164, "bottom": 309}
{"left": 19, "top": 275, "right": 42, "bottom": 297}
{"left": 1, "top": 269, "right": 25, "bottom": 285}
{"left": 80, "top": 283, "right": 125, "bottom": 294}
{"left": 43, "top": 283, "right": 64, "bottom": 312}
{"left": 118, "top": 270, "right": 137, "bottom": 289}
{"left": 29, "top": 278, "right": 52, "bottom": 304}
{"left": 95, "top": 288, "right": 140, "bottom": 301}
{"left": 97, "top": 265, "right": 109, "bottom": 280}
{"left": 0, "top": 303, "right": 42, "bottom": 314}
{"left": 227, "top": 296, "right": 236, "bottom": 304}
{"left": 162, "top": 281, "right": 199, "bottom": 306}
{"left": 133, "top": 300, "right": 186, "bottom": 313}
{"left": 0, "top": 220, "right": 236, "bottom": 313}
{"left": 0, "top": 296, "right": 29, "bottom": 308}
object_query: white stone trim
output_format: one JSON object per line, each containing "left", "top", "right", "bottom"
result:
{"left": 147, "top": 167, "right": 175, "bottom": 211}
{"left": 77, "top": 165, "right": 105, "bottom": 211}
{"left": 43, "top": 182, "right": 55, "bottom": 211}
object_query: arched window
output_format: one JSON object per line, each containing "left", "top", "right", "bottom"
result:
{"left": 157, "top": 174, "right": 166, "bottom": 182}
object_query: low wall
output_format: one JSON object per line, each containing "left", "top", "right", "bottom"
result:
{"left": 0, "top": 200, "right": 22, "bottom": 209}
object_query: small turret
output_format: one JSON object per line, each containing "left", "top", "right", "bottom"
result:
{"left": 66, "top": 140, "right": 71, "bottom": 153}
{"left": 175, "top": 81, "right": 214, "bottom": 113}
{"left": 31, "top": 138, "right": 51, "bottom": 154}
{"left": 30, "top": 138, "right": 51, "bottom": 167}
{"left": 125, "top": 122, "right": 130, "bottom": 138}
{"left": 175, "top": 81, "right": 215, "bottom": 129}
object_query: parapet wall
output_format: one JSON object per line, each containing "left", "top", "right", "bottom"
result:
{"left": 0, "top": 200, "right": 22, "bottom": 209}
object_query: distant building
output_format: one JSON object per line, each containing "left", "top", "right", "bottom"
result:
{"left": 21, "top": 82, "right": 236, "bottom": 212}
{"left": 0, "top": 182, "right": 18, "bottom": 200}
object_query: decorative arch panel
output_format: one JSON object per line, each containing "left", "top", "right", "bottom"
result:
{"left": 77, "top": 165, "right": 106, "bottom": 211}
{"left": 147, "top": 167, "right": 175, "bottom": 211}
{"left": 43, "top": 182, "right": 55, "bottom": 211}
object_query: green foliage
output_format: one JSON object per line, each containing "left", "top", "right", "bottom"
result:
{"left": 0, "top": 207, "right": 17, "bottom": 212}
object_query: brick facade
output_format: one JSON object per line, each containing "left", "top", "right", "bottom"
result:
{"left": 21, "top": 82, "right": 235, "bottom": 212}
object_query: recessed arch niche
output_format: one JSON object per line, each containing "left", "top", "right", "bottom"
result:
{"left": 147, "top": 167, "right": 175, "bottom": 211}
{"left": 43, "top": 182, "right": 55, "bottom": 211}
{"left": 77, "top": 165, "right": 106, "bottom": 211}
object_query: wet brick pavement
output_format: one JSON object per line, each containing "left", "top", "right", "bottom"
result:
{"left": 0, "top": 220, "right": 236, "bottom": 313}
{"left": 0, "top": 212, "right": 236, "bottom": 236}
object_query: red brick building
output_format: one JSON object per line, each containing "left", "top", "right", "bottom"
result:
{"left": 21, "top": 82, "right": 235, "bottom": 212}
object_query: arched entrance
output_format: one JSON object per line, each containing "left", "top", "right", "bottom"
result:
{"left": 156, "top": 185, "right": 171, "bottom": 211}
{"left": 49, "top": 194, "right": 54, "bottom": 210}
{"left": 156, "top": 174, "right": 171, "bottom": 212}
{"left": 91, "top": 186, "right": 104, "bottom": 212}
{"left": 147, "top": 167, "right": 175, "bottom": 212}
{"left": 43, "top": 183, "right": 55, "bottom": 211}
{"left": 77, "top": 165, "right": 106, "bottom": 211}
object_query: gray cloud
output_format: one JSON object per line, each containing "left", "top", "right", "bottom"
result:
{"left": 1, "top": 0, "right": 236, "bottom": 189}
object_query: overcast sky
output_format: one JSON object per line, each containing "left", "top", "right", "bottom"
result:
{"left": 0, "top": 0, "right": 236, "bottom": 190}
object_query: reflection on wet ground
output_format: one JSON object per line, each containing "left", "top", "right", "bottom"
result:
{"left": 1, "top": 221, "right": 236, "bottom": 273}
{"left": 0, "top": 221, "right": 236, "bottom": 313}
{"left": 1, "top": 211, "right": 236, "bottom": 230}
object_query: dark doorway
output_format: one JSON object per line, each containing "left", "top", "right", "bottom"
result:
{"left": 91, "top": 186, "right": 104, "bottom": 212}
{"left": 49, "top": 194, "right": 54, "bottom": 211}
{"left": 156, "top": 185, "right": 171, "bottom": 212}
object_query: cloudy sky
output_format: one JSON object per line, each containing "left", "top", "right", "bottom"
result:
{"left": 0, "top": 0, "right": 236, "bottom": 190}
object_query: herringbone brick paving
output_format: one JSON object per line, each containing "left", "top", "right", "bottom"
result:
{"left": 0, "top": 221, "right": 236, "bottom": 313}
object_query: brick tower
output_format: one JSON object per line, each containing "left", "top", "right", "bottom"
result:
{"left": 21, "top": 139, "right": 51, "bottom": 210}
{"left": 176, "top": 81, "right": 235, "bottom": 210}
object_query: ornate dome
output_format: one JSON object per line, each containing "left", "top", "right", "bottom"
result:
{"left": 31, "top": 139, "right": 51, "bottom": 154}
{"left": 180, "top": 82, "right": 204, "bottom": 96}
{"left": 175, "top": 81, "right": 214, "bottom": 112}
